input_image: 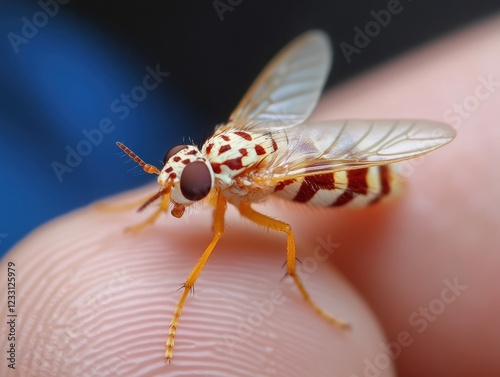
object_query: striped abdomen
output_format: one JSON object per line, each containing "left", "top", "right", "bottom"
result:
{"left": 272, "top": 165, "right": 402, "bottom": 207}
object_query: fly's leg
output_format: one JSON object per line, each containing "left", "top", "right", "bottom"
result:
{"left": 238, "top": 201, "right": 349, "bottom": 329}
{"left": 165, "top": 192, "right": 227, "bottom": 362}
{"left": 94, "top": 196, "right": 151, "bottom": 213}
{"left": 125, "top": 193, "right": 170, "bottom": 233}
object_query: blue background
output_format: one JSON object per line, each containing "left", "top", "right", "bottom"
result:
{"left": 0, "top": 4, "right": 203, "bottom": 253}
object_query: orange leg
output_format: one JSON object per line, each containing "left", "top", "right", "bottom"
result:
{"left": 126, "top": 192, "right": 170, "bottom": 233}
{"left": 94, "top": 196, "right": 151, "bottom": 213}
{"left": 165, "top": 192, "right": 227, "bottom": 362}
{"left": 238, "top": 201, "right": 349, "bottom": 329}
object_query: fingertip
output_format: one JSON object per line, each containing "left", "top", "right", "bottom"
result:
{"left": 1, "top": 186, "right": 395, "bottom": 376}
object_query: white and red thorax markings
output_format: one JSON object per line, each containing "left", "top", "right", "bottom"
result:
{"left": 201, "top": 129, "right": 277, "bottom": 199}
{"left": 202, "top": 129, "right": 276, "bottom": 182}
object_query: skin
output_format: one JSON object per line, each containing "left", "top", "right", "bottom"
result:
{"left": 1, "top": 15, "right": 499, "bottom": 377}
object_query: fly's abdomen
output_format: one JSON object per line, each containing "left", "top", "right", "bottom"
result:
{"left": 272, "top": 165, "right": 403, "bottom": 207}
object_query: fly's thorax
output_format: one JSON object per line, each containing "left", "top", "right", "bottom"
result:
{"left": 202, "top": 130, "right": 278, "bottom": 188}
{"left": 158, "top": 145, "right": 214, "bottom": 205}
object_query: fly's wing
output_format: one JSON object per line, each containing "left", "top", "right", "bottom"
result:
{"left": 221, "top": 31, "right": 331, "bottom": 133}
{"left": 256, "top": 119, "right": 456, "bottom": 182}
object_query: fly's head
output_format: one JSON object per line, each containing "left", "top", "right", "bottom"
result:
{"left": 158, "top": 145, "right": 214, "bottom": 217}
{"left": 116, "top": 142, "right": 214, "bottom": 219}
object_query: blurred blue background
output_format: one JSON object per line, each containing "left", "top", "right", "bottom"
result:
{"left": 0, "top": 0, "right": 498, "bottom": 255}
{"left": 0, "top": 3, "right": 203, "bottom": 253}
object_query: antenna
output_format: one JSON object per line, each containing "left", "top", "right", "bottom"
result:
{"left": 116, "top": 142, "right": 161, "bottom": 175}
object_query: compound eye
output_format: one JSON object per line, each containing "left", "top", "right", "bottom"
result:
{"left": 163, "top": 144, "right": 188, "bottom": 165}
{"left": 180, "top": 161, "right": 212, "bottom": 201}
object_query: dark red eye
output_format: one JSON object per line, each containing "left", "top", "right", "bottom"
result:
{"left": 164, "top": 144, "right": 188, "bottom": 165}
{"left": 180, "top": 161, "right": 212, "bottom": 201}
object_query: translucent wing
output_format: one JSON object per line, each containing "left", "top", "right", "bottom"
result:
{"left": 257, "top": 119, "right": 456, "bottom": 181}
{"left": 224, "top": 31, "right": 331, "bottom": 132}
